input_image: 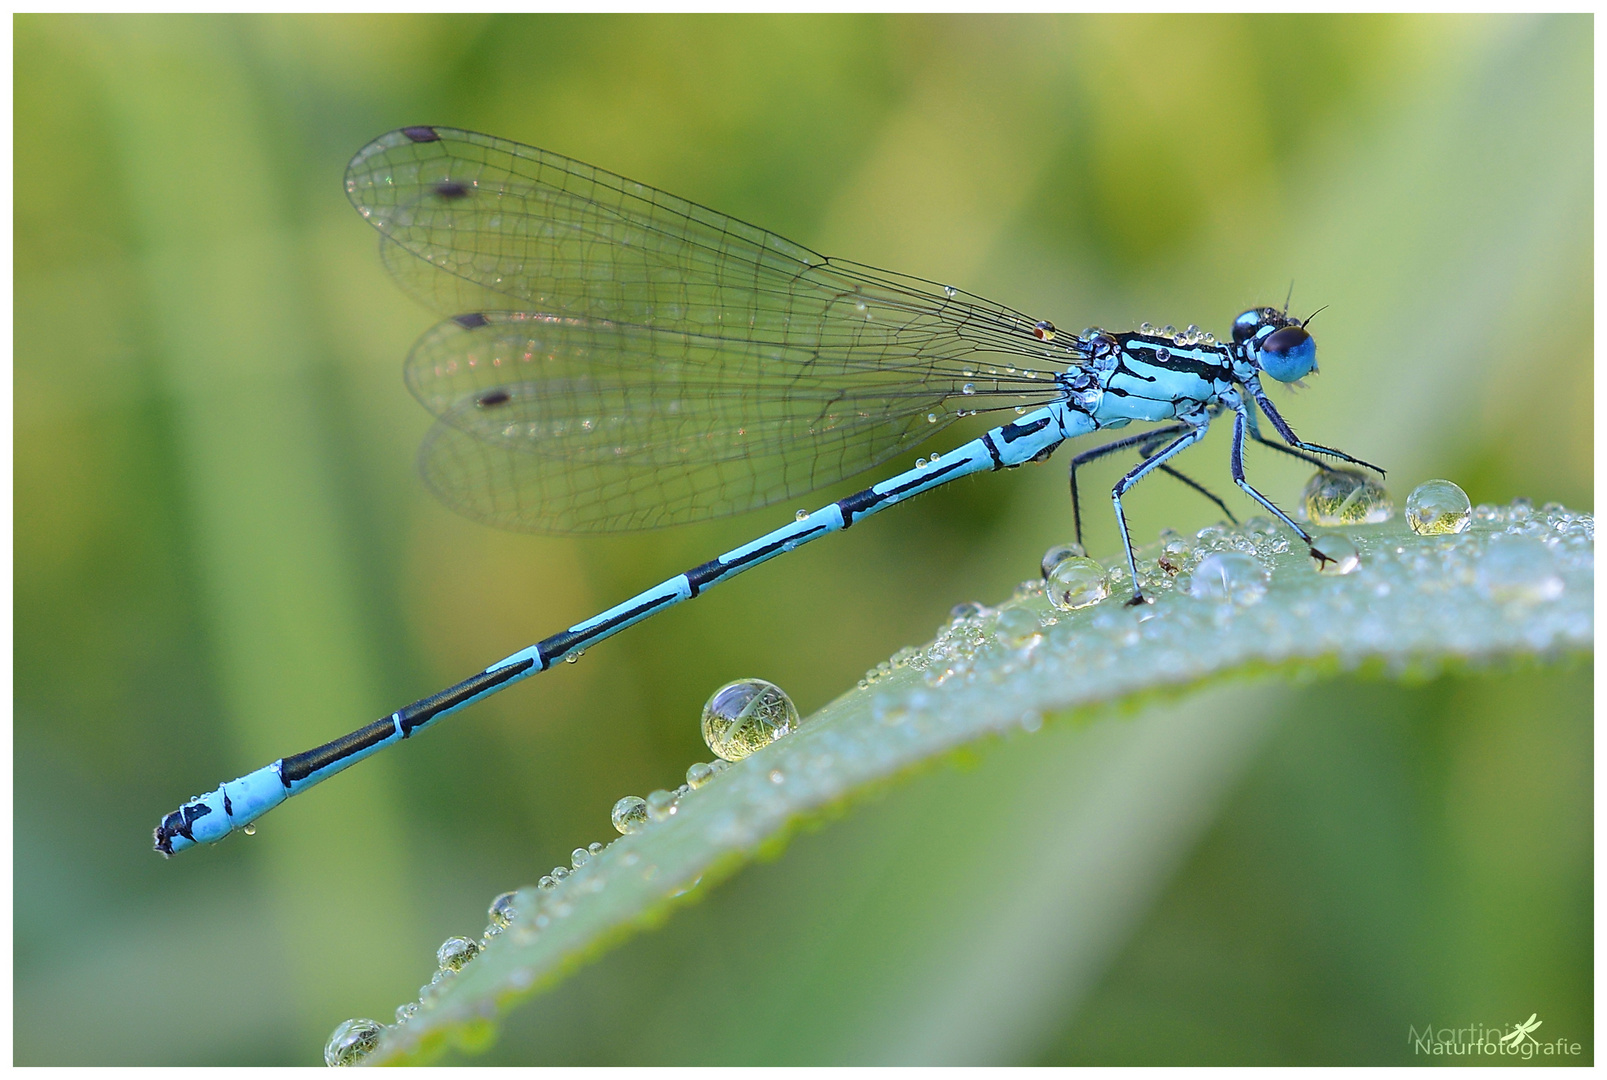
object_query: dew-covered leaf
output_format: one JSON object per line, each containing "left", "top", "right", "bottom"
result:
{"left": 360, "top": 498, "right": 1591, "bottom": 1065}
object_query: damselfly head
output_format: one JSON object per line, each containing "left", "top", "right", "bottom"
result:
{"left": 1255, "top": 324, "right": 1318, "bottom": 383}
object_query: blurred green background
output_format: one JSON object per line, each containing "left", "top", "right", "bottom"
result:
{"left": 14, "top": 14, "right": 1591, "bottom": 1065}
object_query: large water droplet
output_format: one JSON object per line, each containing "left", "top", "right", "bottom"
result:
{"left": 437, "top": 935, "right": 479, "bottom": 972}
{"left": 487, "top": 891, "right": 517, "bottom": 930}
{"left": 325, "top": 1018, "right": 384, "bottom": 1067}
{"left": 1308, "top": 533, "right": 1360, "bottom": 574}
{"left": 1040, "top": 542, "right": 1086, "bottom": 577}
{"left": 1301, "top": 469, "right": 1393, "bottom": 525}
{"left": 1406, "top": 479, "right": 1472, "bottom": 535}
{"left": 1186, "top": 552, "right": 1269, "bottom": 604}
{"left": 646, "top": 789, "right": 679, "bottom": 822}
{"left": 611, "top": 795, "right": 649, "bottom": 834}
{"left": 993, "top": 606, "right": 1042, "bottom": 648}
{"left": 701, "top": 678, "right": 800, "bottom": 761}
{"left": 1045, "top": 556, "right": 1109, "bottom": 610}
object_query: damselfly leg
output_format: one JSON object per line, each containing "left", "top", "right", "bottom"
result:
{"left": 1068, "top": 424, "right": 1238, "bottom": 548}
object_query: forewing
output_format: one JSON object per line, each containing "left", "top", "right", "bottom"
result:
{"left": 346, "top": 126, "right": 1067, "bottom": 370}
{"left": 348, "top": 127, "right": 1078, "bottom": 531}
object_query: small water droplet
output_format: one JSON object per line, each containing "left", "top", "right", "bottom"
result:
{"left": 1155, "top": 346, "right": 1171, "bottom": 361}
{"left": 646, "top": 789, "right": 679, "bottom": 822}
{"left": 916, "top": 457, "right": 928, "bottom": 468}
{"left": 769, "top": 769, "right": 785, "bottom": 784}
{"left": 564, "top": 652, "right": 580, "bottom": 664}
{"left": 795, "top": 509, "right": 809, "bottom": 522}
{"left": 487, "top": 891, "right": 517, "bottom": 930}
{"left": 611, "top": 795, "right": 649, "bottom": 834}
{"left": 1186, "top": 552, "right": 1269, "bottom": 604}
{"left": 927, "top": 413, "right": 938, "bottom": 423}
{"left": 1013, "top": 578, "right": 1044, "bottom": 599}
{"left": 993, "top": 606, "right": 1042, "bottom": 649}
{"left": 589, "top": 841, "right": 604, "bottom": 855}
{"left": 395, "top": 1002, "right": 419, "bottom": 1024}
{"left": 537, "top": 875, "right": 557, "bottom": 890}
{"left": 686, "top": 761, "right": 716, "bottom": 788}
{"left": 1308, "top": 533, "right": 1360, "bottom": 574}
{"left": 950, "top": 600, "right": 987, "bottom": 620}
{"left": 571, "top": 846, "right": 592, "bottom": 869}
{"left": 701, "top": 678, "right": 800, "bottom": 761}
{"left": 552, "top": 865, "right": 572, "bottom": 881}
{"left": 1040, "top": 542, "right": 1087, "bottom": 577}
{"left": 1140, "top": 322, "right": 1155, "bottom": 333}
{"left": 962, "top": 382, "right": 976, "bottom": 395}
{"left": 1019, "top": 710, "right": 1043, "bottom": 733}
{"left": 944, "top": 285, "right": 958, "bottom": 299}
{"left": 1045, "top": 556, "right": 1110, "bottom": 610}
{"left": 325, "top": 1018, "right": 384, "bottom": 1067}
{"left": 1405, "top": 479, "right": 1472, "bottom": 535}
{"left": 242, "top": 824, "right": 255, "bottom": 836}
{"left": 1301, "top": 469, "right": 1393, "bottom": 525}
{"left": 437, "top": 935, "right": 479, "bottom": 972}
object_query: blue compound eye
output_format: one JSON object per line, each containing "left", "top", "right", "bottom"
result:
{"left": 1257, "top": 325, "right": 1317, "bottom": 382}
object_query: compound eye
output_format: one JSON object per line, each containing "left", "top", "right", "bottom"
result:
{"left": 1231, "top": 308, "right": 1263, "bottom": 344}
{"left": 1256, "top": 325, "right": 1317, "bottom": 382}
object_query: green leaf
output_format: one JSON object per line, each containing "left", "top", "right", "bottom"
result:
{"left": 363, "top": 501, "right": 1590, "bottom": 1064}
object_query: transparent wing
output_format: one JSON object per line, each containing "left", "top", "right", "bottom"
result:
{"left": 347, "top": 126, "right": 1077, "bottom": 531}
{"left": 408, "top": 312, "right": 1062, "bottom": 532}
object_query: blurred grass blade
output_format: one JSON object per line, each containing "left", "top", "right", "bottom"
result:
{"left": 366, "top": 505, "right": 1591, "bottom": 1064}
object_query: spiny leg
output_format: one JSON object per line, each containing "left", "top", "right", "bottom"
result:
{"left": 1251, "top": 386, "right": 1386, "bottom": 476}
{"left": 1069, "top": 423, "right": 1238, "bottom": 547}
{"left": 1069, "top": 424, "right": 1189, "bottom": 547}
{"left": 1110, "top": 422, "right": 1211, "bottom": 605}
{"left": 1226, "top": 406, "right": 1343, "bottom": 569}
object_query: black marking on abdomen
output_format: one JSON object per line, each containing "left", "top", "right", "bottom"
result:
{"left": 222, "top": 791, "right": 233, "bottom": 817}
{"left": 401, "top": 126, "right": 441, "bottom": 143}
{"left": 685, "top": 559, "right": 723, "bottom": 597}
{"left": 837, "top": 487, "right": 887, "bottom": 527}
{"left": 395, "top": 661, "right": 535, "bottom": 737}
{"left": 981, "top": 432, "right": 1004, "bottom": 469}
{"left": 538, "top": 587, "right": 693, "bottom": 661}
{"left": 280, "top": 717, "right": 401, "bottom": 784}
{"left": 998, "top": 416, "right": 1051, "bottom": 443}
{"left": 154, "top": 801, "right": 214, "bottom": 855}
{"left": 454, "top": 312, "right": 490, "bottom": 329}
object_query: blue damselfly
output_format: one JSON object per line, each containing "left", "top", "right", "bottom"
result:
{"left": 155, "top": 126, "right": 1380, "bottom": 855}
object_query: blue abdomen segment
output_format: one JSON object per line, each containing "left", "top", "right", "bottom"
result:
{"left": 154, "top": 409, "right": 1076, "bottom": 855}
{"left": 153, "top": 763, "right": 288, "bottom": 855}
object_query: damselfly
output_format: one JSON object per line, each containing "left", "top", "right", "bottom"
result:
{"left": 155, "top": 126, "right": 1381, "bottom": 855}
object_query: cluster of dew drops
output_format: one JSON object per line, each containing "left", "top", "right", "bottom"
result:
{"left": 324, "top": 677, "right": 804, "bottom": 1066}
{"left": 854, "top": 473, "right": 1501, "bottom": 700}
{"left": 325, "top": 471, "right": 1577, "bottom": 1065}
